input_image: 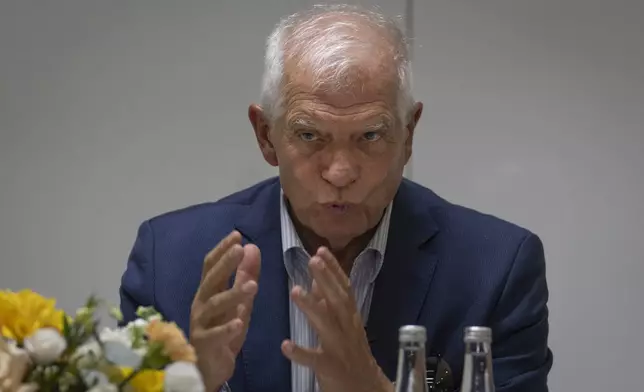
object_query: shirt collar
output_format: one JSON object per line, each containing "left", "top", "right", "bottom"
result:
{"left": 279, "top": 190, "right": 393, "bottom": 259}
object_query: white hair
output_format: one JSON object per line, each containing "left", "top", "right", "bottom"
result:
{"left": 259, "top": 4, "right": 415, "bottom": 125}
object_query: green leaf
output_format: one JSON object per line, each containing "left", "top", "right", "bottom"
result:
{"left": 63, "top": 314, "right": 71, "bottom": 341}
{"left": 142, "top": 341, "right": 171, "bottom": 370}
{"left": 135, "top": 306, "right": 161, "bottom": 321}
{"left": 130, "top": 326, "right": 145, "bottom": 349}
{"left": 109, "top": 306, "right": 123, "bottom": 322}
{"left": 84, "top": 294, "right": 102, "bottom": 310}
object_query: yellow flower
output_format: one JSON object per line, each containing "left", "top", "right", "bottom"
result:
{"left": 145, "top": 319, "right": 197, "bottom": 363}
{"left": 118, "top": 367, "right": 165, "bottom": 392}
{"left": 0, "top": 289, "right": 66, "bottom": 343}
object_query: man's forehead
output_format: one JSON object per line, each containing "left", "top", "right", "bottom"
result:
{"left": 283, "top": 72, "right": 397, "bottom": 109}
{"left": 281, "top": 84, "right": 398, "bottom": 128}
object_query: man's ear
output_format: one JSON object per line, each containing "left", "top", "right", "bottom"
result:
{"left": 404, "top": 101, "right": 423, "bottom": 163}
{"left": 248, "top": 104, "right": 278, "bottom": 167}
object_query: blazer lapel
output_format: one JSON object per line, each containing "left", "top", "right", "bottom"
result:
{"left": 235, "top": 181, "right": 292, "bottom": 392}
{"left": 366, "top": 180, "right": 440, "bottom": 380}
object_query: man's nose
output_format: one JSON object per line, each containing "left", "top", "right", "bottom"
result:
{"left": 321, "top": 150, "right": 359, "bottom": 188}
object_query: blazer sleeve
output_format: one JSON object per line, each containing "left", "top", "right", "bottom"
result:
{"left": 119, "top": 220, "right": 156, "bottom": 326}
{"left": 490, "top": 233, "right": 554, "bottom": 392}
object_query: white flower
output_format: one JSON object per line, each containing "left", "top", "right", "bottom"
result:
{"left": 128, "top": 318, "right": 149, "bottom": 329}
{"left": 73, "top": 339, "right": 102, "bottom": 368}
{"left": 87, "top": 382, "right": 118, "bottom": 392}
{"left": 125, "top": 315, "right": 161, "bottom": 331}
{"left": 123, "top": 320, "right": 151, "bottom": 357}
{"left": 103, "top": 341, "right": 142, "bottom": 368}
{"left": 23, "top": 328, "right": 67, "bottom": 365}
{"left": 81, "top": 369, "right": 109, "bottom": 386}
{"left": 99, "top": 327, "right": 132, "bottom": 347}
{"left": 90, "top": 326, "right": 143, "bottom": 368}
{"left": 164, "top": 361, "right": 205, "bottom": 392}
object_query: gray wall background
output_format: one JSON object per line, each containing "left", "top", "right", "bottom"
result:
{"left": 1, "top": 1, "right": 642, "bottom": 390}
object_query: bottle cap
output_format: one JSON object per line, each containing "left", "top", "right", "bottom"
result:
{"left": 463, "top": 326, "right": 492, "bottom": 343}
{"left": 398, "top": 325, "right": 427, "bottom": 343}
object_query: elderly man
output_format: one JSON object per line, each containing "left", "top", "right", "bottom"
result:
{"left": 119, "top": 4, "right": 552, "bottom": 392}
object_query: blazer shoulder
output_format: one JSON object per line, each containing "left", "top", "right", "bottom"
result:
{"left": 406, "top": 179, "right": 536, "bottom": 245}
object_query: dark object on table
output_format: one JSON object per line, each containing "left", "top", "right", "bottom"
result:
{"left": 426, "top": 354, "right": 455, "bottom": 391}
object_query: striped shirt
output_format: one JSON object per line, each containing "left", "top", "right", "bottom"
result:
{"left": 280, "top": 193, "right": 392, "bottom": 392}
{"left": 221, "top": 196, "right": 392, "bottom": 392}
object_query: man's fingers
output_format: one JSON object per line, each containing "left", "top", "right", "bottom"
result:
{"left": 236, "top": 303, "right": 246, "bottom": 319}
{"left": 201, "top": 231, "right": 243, "bottom": 280}
{"left": 309, "top": 256, "right": 358, "bottom": 331}
{"left": 196, "top": 281, "right": 258, "bottom": 327}
{"left": 311, "top": 279, "right": 324, "bottom": 302}
{"left": 281, "top": 340, "right": 321, "bottom": 370}
{"left": 237, "top": 301, "right": 254, "bottom": 324}
{"left": 310, "top": 256, "right": 352, "bottom": 309}
{"left": 310, "top": 281, "right": 329, "bottom": 312}
{"left": 314, "top": 248, "right": 355, "bottom": 325}
{"left": 316, "top": 247, "right": 350, "bottom": 290}
{"left": 197, "top": 244, "right": 245, "bottom": 302}
{"left": 192, "top": 317, "right": 244, "bottom": 345}
{"left": 291, "top": 285, "right": 342, "bottom": 349}
{"left": 291, "top": 286, "right": 328, "bottom": 328}
{"left": 233, "top": 244, "right": 262, "bottom": 287}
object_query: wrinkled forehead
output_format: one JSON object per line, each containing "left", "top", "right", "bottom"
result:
{"left": 282, "top": 81, "right": 398, "bottom": 130}
{"left": 281, "top": 61, "right": 399, "bottom": 123}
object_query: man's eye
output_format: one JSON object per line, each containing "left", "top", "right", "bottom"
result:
{"left": 299, "top": 132, "right": 318, "bottom": 142}
{"left": 363, "top": 131, "right": 381, "bottom": 141}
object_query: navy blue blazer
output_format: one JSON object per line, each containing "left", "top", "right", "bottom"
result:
{"left": 119, "top": 177, "right": 552, "bottom": 391}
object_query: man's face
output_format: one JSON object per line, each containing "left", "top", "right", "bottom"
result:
{"left": 250, "top": 68, "right": 422, "bottom": 249}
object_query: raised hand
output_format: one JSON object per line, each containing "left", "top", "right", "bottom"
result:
{"left": 281, "top": 247, "right": 393, "bottom": 392}
{"left": 189, "top": 231, "right": 261, "bottom": 391}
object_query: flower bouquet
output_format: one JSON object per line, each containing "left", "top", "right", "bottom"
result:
{"left": 0, "top": 289, "right": 204, "bottom": 392}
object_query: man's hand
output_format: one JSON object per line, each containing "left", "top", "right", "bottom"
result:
{"left": 280, "top": 247, "right": 393, "bottom": 392}
{"left": 189, "top": 231, "right": 261, "bottom": 391}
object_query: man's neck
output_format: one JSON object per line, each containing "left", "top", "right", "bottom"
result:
{"left": 286, "top": 202, "right": 379, "bottom": 275}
